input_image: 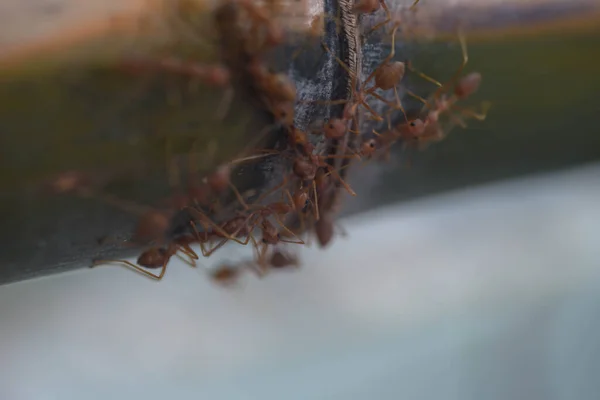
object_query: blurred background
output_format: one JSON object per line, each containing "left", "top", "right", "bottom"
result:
{"left": 1, "top": 0, "right": 600, "bottom": 399}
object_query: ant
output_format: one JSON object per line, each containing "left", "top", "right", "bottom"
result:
{"left": 78, "top": 185, "right": 219, "bottom": 279}
{"left": 248, "top": 58, "right": 297, "bottom": 102}
{"left": 233, "top": 187, "right": 306, "bottom": 248}
{"left": 406, "top": 30, "right": 489, "bottom": 127}
{"left": 91, "top": 234, "right": 211, "bottom": 280}
{"left": 118, "top": 57, "right": 230, "bottom": 87}
{"left": 356, "top": 24, "right": 414, "bottom": 129}
{"left": 209, "top": 263, "right": 244, "bottom": 286}
{"left": 237, "top": 0, "right": 286, "bottom": 54}
{"left": 118, "top": 55, "right": 234, "bottom": 115}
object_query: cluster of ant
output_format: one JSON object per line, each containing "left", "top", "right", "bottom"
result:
{"left": 48, "top": 0, "right": 488, "bottom": 287}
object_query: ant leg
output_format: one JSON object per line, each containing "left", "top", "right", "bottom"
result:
{"left": 447, "top": 113, "right": 468, "bottom": 129}
{"left": 450, "top": 29, "right": 469, "bottom": 88}
{"left": 189, "top": 221, "right": 221, "bottom": 257}
{"left": 407, "top": 61, "right": 443, "bottom": 88}
{"left": 434, "top": 28, "right": 469, "bottom": 98}
{"left": 190, "top": 220, "right": 232, "bottom": 258}
{"left": 358, "top": 99, "right": 384, "bottom": 122}
{"left": 405, "top": 89, "right": 435, "bottom": 115}
{"left": 370, "top": 89, "right": 409, "bottom": 125}
{"left": 92, "top": 259, "right": 165, "bottom": 280}
{"left": 176, "top": 243, "right": 199, "bottom": 263}
{"left": 450, "top": 101, "right": 491, "bottom": 121}
{"left": 187, "top": 207, "right": 250, "bottom": 245}
{"left": 272, "top": 214, "right": 305, "bottom": 245}
{"left": 321, "top": 42, "right": 356, "bottom": 79}
{"left": 324, "top": 165, "right": 356, "bottom": 196}
{"left": 312, "top": 180, "right": 320, "bottom": 221}
{"left": 300, "top": 99, "right": 349, "bottom": 106}
{"left": 321, "top": 40, "right": 383, "bottom": 120}
{"left": 284, "top": 189, "right": 296, "bottom": 211}
{"left": 248, "top": 235, "right": 268, "bottom": 277}
{"left": 410, "top": 0, "right": 421, "bottom": 11}
{"left": 253, "top": 174, "right": 292, "bottom": 205}
{"left": 203, "top": 238, "right": 229, "bottom": 258}
{"left": 365, "top": 0, "right": 392, "bottom": 37}
{"left": 229, "top": 150, "right": 281, "bottom": 165}
{"left": 228, "top": 181, "right": 250, "bottom": 211}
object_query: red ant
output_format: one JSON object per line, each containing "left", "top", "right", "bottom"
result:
{"left": 406, "top": 31, "right": 489, "bottom": 128}
{"left": 248, "top": 59, "right": 297, "bottom": 102}
{"left": 236, "top": 0, "right": 286, "bottom": 53}
{"left": 79, "top": 186, "right": 219, "bottom": 279}
{"left": 119, "top": 57, "right": 230, "bottom": 87}
{"left": 209, "top": 263, "right": 244, "bottom": 286}
{"left": 118, "top": 55, "right": 234, "bottom": 116}
{"left": 91, "top": 233, "right": 213, "bottom": 280}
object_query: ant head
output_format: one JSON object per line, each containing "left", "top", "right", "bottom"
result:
{"left": 294, "top": 157, "right": 318, "bottom": 180}
{"left": 408, "top": 119, "right": 425, "bottom": 136}
{"left": 360, "top": 138, "right": 377, "bottom": 157}
{"left": 324, "top": 118, "right": 346, "bottom": 140}
{"left": 271, "top": 101, "right": 294, "bottom": 126}
{"left": 291, "top": 127, "right": 308, "bottom": 145}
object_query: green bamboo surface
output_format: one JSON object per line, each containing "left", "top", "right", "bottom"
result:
{"left": 2, "top": 2, "right": 600, "bottom": 283}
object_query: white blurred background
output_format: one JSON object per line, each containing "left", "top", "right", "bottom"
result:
{"left": 1, "top": 163, "right": 600, "bottom": 400}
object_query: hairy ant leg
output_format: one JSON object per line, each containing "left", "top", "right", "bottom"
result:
{"left": 92, "top": 244, "right": 175, "bottom": 280}
{"left": 92, "top": 258, "right": 166, "bottom": 280}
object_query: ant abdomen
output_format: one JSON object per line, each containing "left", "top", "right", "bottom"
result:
{"left": 454, "top": 72, "right": 482, "bottom": 99}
